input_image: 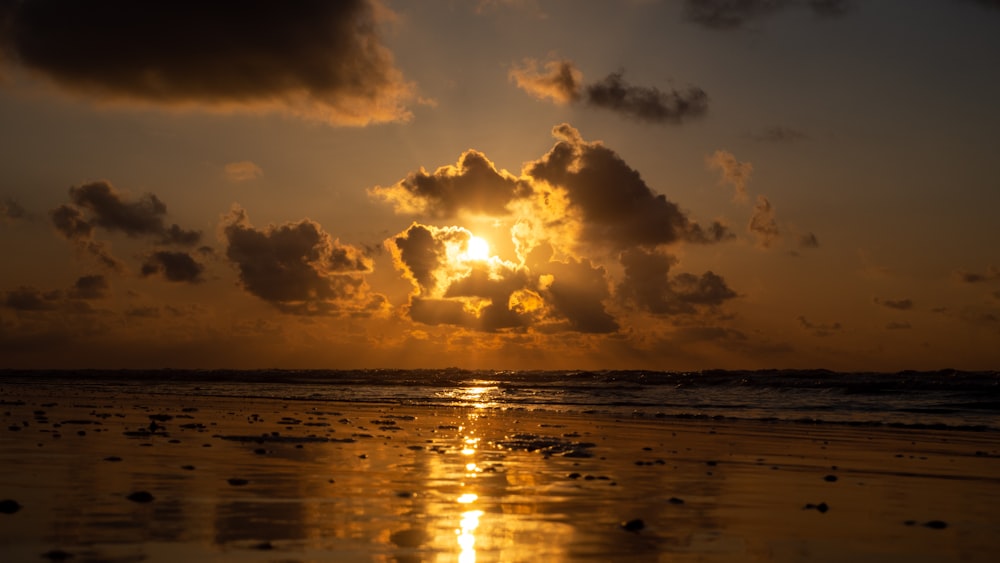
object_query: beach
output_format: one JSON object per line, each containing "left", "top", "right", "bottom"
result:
{"left": 2, "top": 385, "right": 999, "bottom": 562}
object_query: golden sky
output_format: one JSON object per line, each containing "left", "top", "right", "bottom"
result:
{"left": 1, "top": 0, "right": 998, "bottom": 370}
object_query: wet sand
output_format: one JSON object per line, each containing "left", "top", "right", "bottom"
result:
{"left": 2, "top": 386, "right": 999, "bottom": 562}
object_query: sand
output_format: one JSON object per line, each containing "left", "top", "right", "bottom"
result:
{"left": 1, "top": 385, "right": 999, "bottom": 562}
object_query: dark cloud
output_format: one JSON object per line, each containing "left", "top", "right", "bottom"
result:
{"left": 747, "top": 126, "right": 809, "bottom": 143}
{"left": 585, "top": 72, "right": 708, "bottom": 124}
{"left": 444, "top": 265, "right": 532, "bottom": 331}
{"left": 956, "top": 266, "right": 1000, "bottom": 283}
{"left": 539, "top": 258, "right": 618, "bottom": 333}
{"left": 617, "top": 248, "right": 737, "bottom": 315}
{"left": 391, "top": 224, "right": 447, "bottom": 294}
{"left": 798, "top": 232, "right": 820, "bottom": 249}
{"left": 141, "top": 251, "right": 205, "bottom": 284}
{"left": 69, "top": 275, "right": 108, "bottom": 300}
{"left": 509, "top": 58, "right": 582, "bottom": 104}
{"left": 797, "top": 315, "right": 841, "bottom": 337}
{"left": 748, "top": 195, "right": 780, "bottom": 247}
{"left": 3, "top": 285, "right": 61, "bottom": 311}
{"left": 222, "top": 207, "right": 382, "bottom": 316}
{"left": 49, "top": 203, "right": 123, "bottom": 271}
{"left": 67, "top": 181, "right": 201, "bottom": 245}
{"left": 1, "top": 197, "right": 27, "bottom": 222}
{"left": 527, "top": 124, "right": 731, "bottom": 249}
{"left": 371, "top": 151, "right": 528, "bottom": 219}
{"left": 510, "top": 60, "right": 709, "bottom": 125}
{"left": 875, "top": 297, "right": 914, "bottom": 311}
{"left": 684, "top": 0, "right": 850, "bottom": 29}
{"left": 0, "top": 0, "right": 412, "bottom": 125}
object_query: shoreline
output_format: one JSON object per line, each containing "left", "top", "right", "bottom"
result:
{"left": 2, "top": 387, "right": 999, "bottom": 561}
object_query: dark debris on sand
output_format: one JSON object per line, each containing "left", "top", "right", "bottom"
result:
{"left": 127, "top": 491, "right": 155, "bottom": 503}
{"left": 804, "top": 502, "right": 829, "bottom": 513}
{"left": 621, "top": 518, "right": 645, "bottom": 532}
{"left": 0, "top": 498, "right": 22, "bottom": 513}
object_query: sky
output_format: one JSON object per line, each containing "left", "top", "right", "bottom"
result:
{"left": 0, "top": 0, "right": 998, "bottom": 371}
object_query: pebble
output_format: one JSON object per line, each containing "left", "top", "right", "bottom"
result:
{"left": 823, "top": 475, "right": 838, "bottom": 482}
{"left": 621, "top": 518, "right": 645, "bottom": 532}
{"left": 923, "top": 520, "right": 948, "bottom": 529}
{"left": 127, "top": 491, "right": 154, "bottom": 503}
{"left": 227, "top": 478, "right": 249, "bottom": 486}
{"left": 804, "top": 502, "right": 829, "bottom": 513}
{"left": 0, "top": 499, "right": 22, "bottom": 513}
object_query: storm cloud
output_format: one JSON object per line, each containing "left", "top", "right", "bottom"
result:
{"left": 222, "top": 207, "right": 382, "bottom": 316}
{"left": 0, "top": 0, "right": 412, "bottom": 125}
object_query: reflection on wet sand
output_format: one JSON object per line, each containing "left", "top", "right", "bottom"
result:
{"left": 1, "top": 386, "right": 999, "bottom": 562}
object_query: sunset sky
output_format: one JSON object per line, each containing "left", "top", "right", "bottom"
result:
{"left": 1, "top": 0, "right": 998, "bottom": 370}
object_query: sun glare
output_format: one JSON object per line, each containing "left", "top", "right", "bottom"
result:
{"left": 466, "top": 236, "right": 490, "bottom": 261}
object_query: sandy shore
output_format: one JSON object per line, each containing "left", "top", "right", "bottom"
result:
{"left": 1, "top": 385, "right": 999, "bottom": 562}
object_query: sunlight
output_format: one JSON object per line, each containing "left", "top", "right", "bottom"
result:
{"left": 466, "top": 236, "right": 490, "bottom": 261}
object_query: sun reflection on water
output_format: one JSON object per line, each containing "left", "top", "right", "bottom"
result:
{"left": 456, "top": 419, "right": 482, "bottom": 562}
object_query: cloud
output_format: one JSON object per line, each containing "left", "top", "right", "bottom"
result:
{"left": 222, "top": 206, "right": 384, "bottom": 316}
{"left": 798, "top": 232, "right": 820, "bottom": 249}
{"left": 225, "top": 161, "right": 263, "bottom": 183}
{"left": 509, "top": 59, "right": 709, "bottom": 125}
{"left": 585, "top": 72, "right": 709, "bottom": 124}
{"left": 706, "top": 150, "right": 752, "bottom": 202}
{"left": 748, "top": 195, "right": 780, "bottom": 247}
{"left": 50, "top": 203, "right": 123, "bottom": 271}
{"left": 957, "top": 266, "right": 1000, "bottom": 283}
{"left": 65, "top": 181, "right": 201, "bottom": 245}
{"left": 797, "top": 315, "right": 841, "bottom": 337}
{"left": 684, "top": 0, "right": 850, "bottom": 29}
{"left": 538, "top": 257, "right": 618, "bottom": 333}
{"left": 617, "top": 248, "right": 737, "bottom": 315}
{"left": 885, "top": 321, "right": 911, "bottom": 330}
{"left": 0, "top": 0, "right": 413, "bottom": 126}
{"left": 1, "top": 197, "right": 27, "bottom": 222}
{"left": 509, "top": 58, "right": 582, "bottom": 104}
{"left": 141, "top": 251, "right": 205, "bottom": 284}
{"left": 69, "top": 275, "right": 108, "bottom": 300}
{"left": 747, "top": 126, "right": 809, "bottom": 143}
{"left": 527, "top": 124, "right": 731, "bottom": 249}
{"left": 875, "top": 297, "right": 914, "bottom": 311}
{"left": 3, "top": 286, "right": 61, "bottom": 311}
{"left": 370, "top": 150, "right": 528, "bottom": 218}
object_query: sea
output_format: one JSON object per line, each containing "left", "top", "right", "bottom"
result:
{"left": 2, "top": 368, "right": 998, "bottom": 432}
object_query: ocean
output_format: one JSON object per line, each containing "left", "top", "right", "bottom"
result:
{"left": 2, "top": 368, "right": 998, "bottom": 432}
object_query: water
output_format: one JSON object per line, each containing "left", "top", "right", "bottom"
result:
{"left": 2, "top": 368, "right": 998, "bottom": 431}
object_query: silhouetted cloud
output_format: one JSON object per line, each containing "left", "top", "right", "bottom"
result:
{"left": 798, "top": 315, "right": 841, "bottom": 337}
{"left": 539, "top": 257, "right": 618, "bottom": 333}
{"left": 141, "top": 251, "right": 205, "bottom": 284}
{"left": 49, "top": 203, "right": 123, "bottom": 271}
{"left": 510, "top": 60, "right": 708, "bottom": 125}
{"left": 798, "top": 232, "right": 820, "bottom": 248}
{"left": 747, "top": 126, "right": 809, "bottom": 143}
{"left": 957, "top": 266, "right": 1000, "bottom": 283}
{"left": 617, "top": 248, "right": 737, "bottom": 315}
{"left": 69, "top": 275, "right": 108, "bottom": 299}
{"left": 527, "top": 124, "right": 730, "bottom": 249}
{"left": 748, "top": 195, "right": 780, "bottom": 247}
{"left": 875, "top": 297, "right": 914, "bottom": 311}
{"left": 509, "top": 58, "right": 582, "bottom": 104}
{"left": 585, "top": 72, "right": 708, "bottom": 124}
{"left": 0, "top": 0, "right": 412, "bottom": 125}
{"left": 66, "top": 181, "right": 201, "bottom": 245}
{"left": 1, "top": 197, "right": 26, "bottom": 222}
{"left": 706, "top": 150, "right": 752, "bottom": 202}
{"left": 684, "top": 0, "right": 850, "bottom": 29}
{"left": 222, "top": 206, "right": 383, "bottom": 316}
{"left": 371, "top": 150, "right": 528, "bottom": 218}
{"left": 3, "top": 286, "right": 61, "bottom": 311}
{"left": 225, "top": 161, "right": 263, "bottom": 183}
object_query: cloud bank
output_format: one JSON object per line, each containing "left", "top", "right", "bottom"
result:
{"left": 0, "top": 0, "right": 413, "bottom": 125}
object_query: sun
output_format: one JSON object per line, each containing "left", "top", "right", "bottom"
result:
{"left": 466, "top": 236, "right": 490, "bottom": 261}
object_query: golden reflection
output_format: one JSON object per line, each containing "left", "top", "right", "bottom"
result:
{"left": 456, "top": 492, "right": 478, "bottom": 504}
{"left": 458, "top": 509, "right": 484, "bottom": 563}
